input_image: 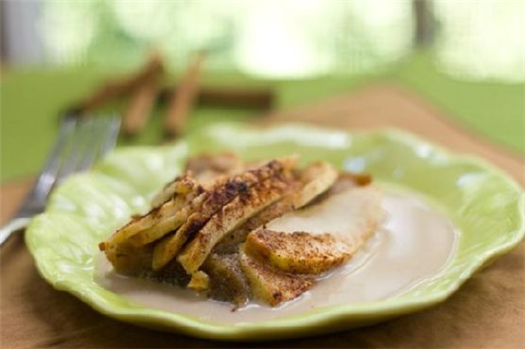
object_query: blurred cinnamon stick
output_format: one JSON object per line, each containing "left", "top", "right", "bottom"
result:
{"left": 198, "top": 87, "right": 273, "bottom": 110}
{"left": 121, "top": 53, "right": 164, "bottom": 136}
{"left": 158, "top": 86, "right": 274, "bottom": 110}
{"left": 71, "top": 54, "right": 164, "bottom": 114}
{"left": 122, "top": 76, "right": 160, "bottom": 136}
{"left": 164, "top": 53, "right": 205, "bottom": 137}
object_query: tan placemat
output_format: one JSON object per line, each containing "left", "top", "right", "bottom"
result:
{"left": 1, "top": 84, "right": 523, "bottom": 348}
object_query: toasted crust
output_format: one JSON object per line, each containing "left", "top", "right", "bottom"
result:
{"left": 102, "top": 175, "right": 200, "bottom": 248}
{"left": 212, "top": 197, "right": 296, "bottom": 255}
{"left": 150, "top": 174, "right": 198, "bottom": 208}
{"left": 102, "top": 177, "right": 202, "bottom": 271}
{"left": 151, "top": 156, "right": 298, "bottom": 271}
{"left": 245, "top": 229, "right": 354, "bottom": 275}
{"left": 213, "top": 162, "right": 338, "bottom": 254}
{"left": 129, "top": 188, "right": 205, "bottom": 246}
{"left": 151, "top": 180, "right": 246, "bottom": 271}
{"left": 100, "top": 152, "right": 379, "bottom": 308}
{"left": 103, "top": 241, "right": 153, "bottom": 276}
{"left": 239, "top": 250, "right": 315, "bottom": 306}
{"left": 291, "top": 161, "right": 338, "bottom": 208}
{"left": 177, "top": 172, "right": 293, "bottom": 274}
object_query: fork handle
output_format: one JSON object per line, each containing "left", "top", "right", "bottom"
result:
{"left": 0, "top": 217, "right": 31, "bottom": 246}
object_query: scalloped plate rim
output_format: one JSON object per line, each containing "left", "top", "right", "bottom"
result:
{"left": 25, "top": 123, "right": 525, "bottom": 341}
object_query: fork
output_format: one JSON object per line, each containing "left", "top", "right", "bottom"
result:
{"left": 0, "top": 114, "right": 121, "bottom": 246}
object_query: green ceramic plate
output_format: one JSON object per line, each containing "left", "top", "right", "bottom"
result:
{"left": 26, "top": 123, "right": 524, "bottom": 341}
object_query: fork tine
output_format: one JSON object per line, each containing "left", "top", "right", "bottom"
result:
{"left": 18, "top": 115, "right": 120, "bottom": 216}
{"left": 6, "top": 114, "right": 120, "bottom": 241}
{"left": 77, "top": 117, "right": 108, "bottom": 172}
{"left": 15, "top": 116, "right": 79, "bottom": 217}
{"left": 30, "top": 117, "right": 78, "bottom": 202}
{"left": 98, "top": 115, "right": 121, "bottom": 159}
{"left": 55, "top": 117, "right": 98, "bottom": 182}
{"left": 77, "top": 115, "right": 120, "bottom": 172}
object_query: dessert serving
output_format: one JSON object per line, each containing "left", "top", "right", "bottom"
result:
{"left": 99, "top": 152, "right": 382, "bottom": 307}
{"left": 27, "top": 124, "right": 523, "bottom": 338}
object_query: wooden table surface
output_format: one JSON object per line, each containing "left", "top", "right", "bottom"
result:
{"left": 1, "top": 84, "right": 524, "bottom": 348}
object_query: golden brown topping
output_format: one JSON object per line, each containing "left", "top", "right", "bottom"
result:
{"left": 150, "top": 174, "right": 198, "bottom": 208}
{"left": 239, "top": 250, "right": 315, "bottom": 306}
{"left": 291, "top": 161, "right": 338, "bottom": 208}
{"left": 103, "top": 240, "right": 153, "bottom": 276}
{"left": 244, "top": 229, "right": 355, "bottom": 275}
{"left": 213, "top": 161, "right": 338, "bottom": 254}
{"left": 177, "top": 171, "right": 294, "bottom": 274}
{"left": 101, "top": 175, "right": 200, "bottom": 249}
{"left": 151, "top": 156, "right": 298, "bottom": 271}
{"left": 99, "top": 152, "right": 377, "bottom": 307}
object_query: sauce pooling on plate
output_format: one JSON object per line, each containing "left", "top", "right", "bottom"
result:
{"left": 96, "top": 189, "right": 458, "bottom": 324}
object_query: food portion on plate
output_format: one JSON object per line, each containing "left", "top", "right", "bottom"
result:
{"left": 28, "top": 124, "right": 522, "bottom": 337}
{"left": 99, "top": 152, "right": 380, "bottom": 307}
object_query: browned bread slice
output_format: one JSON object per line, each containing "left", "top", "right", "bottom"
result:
{"left": 239, "top": 250, "right": 315, "bottom": 306}
{"left": 102, "top": 175, "right": 200, "bottom": 250}
{"left": 151, "top": 156, "right": 298, "bottom": 271}
{"left": 101, "top": 240, "right": 154, "bottom": 276}
{"left": 177, "top": 171, "right": 293, "bottom": 274}
{"left": 150, "top": 174, "right": 199, "bottom": 208}
{"left": 290, "top": 161, "right": 338, "bottom": 208}
{"left": 101, "top": 176, "right": 202, "bottom": 272}
{"left": 213, "top": 162, "right": 338, "bottom": 254}
{"left": 244, "top": 229, "right": 354, "bottom": 275}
